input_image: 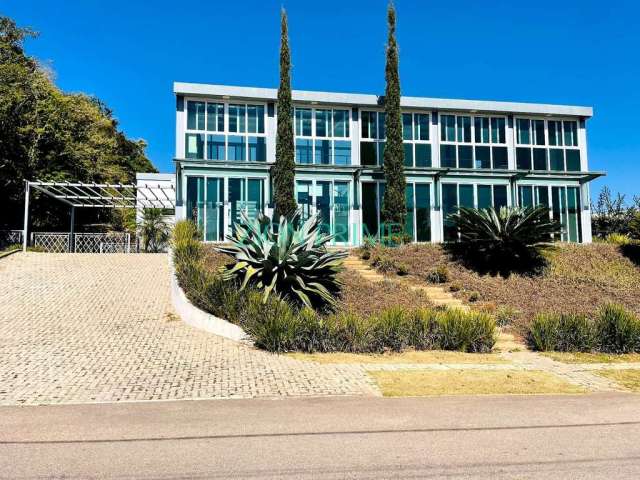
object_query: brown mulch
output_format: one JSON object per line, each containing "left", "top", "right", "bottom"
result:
{"left": 366, "top": 243, "right": 640, "bottom": 330}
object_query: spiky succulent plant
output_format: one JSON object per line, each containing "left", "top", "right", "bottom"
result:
{"left": 216, "top": 210, "right": 347, "bottom": 309}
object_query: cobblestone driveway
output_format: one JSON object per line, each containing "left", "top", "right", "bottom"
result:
{"left": 0, "top": 253, "right": 377, "bottom": 405}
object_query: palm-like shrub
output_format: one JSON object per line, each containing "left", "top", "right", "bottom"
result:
{"left": 141, "top": 208, "right": 170, "bottom": 253}
{"left": 216, "top": 210, "right": 347, "bottom": 309}
{"left": 449, "top": 206, "right": 561, "bottom": 274}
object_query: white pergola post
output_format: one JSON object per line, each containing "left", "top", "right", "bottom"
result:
{"left": 69, "top": 206, "right": 75, "bottom": 252}
{"left": 22, "top": 181, "right": 30, "bottom": 252}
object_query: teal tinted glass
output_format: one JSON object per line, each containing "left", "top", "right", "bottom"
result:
{"left": 517, "top": 119, "right": 531, "bottom": 144}
{"left": 378, "top": 112, "right": 386, "bottom": 139}
{"left": 185, "top": 133, "right": 204, "bottom": 159}
{"left": 533, "top": 148, "right": 547, "bottom": 170}
{"left": 474, "top": 117, "right": 489, "bottom": 143}
{"left": 228, "top": 178, "right": 244, "bottom": 232}
{"left": 519, "top": 186, "right": 533, "bottom": 208}
{"left": 316, "top": 181, "right": 331, "bottom": 235}
{"left": 516, "top": 147, "right": 532, "bottom": 170}
{"left": 460, "top": 184, "right": 474, "bottom": 208}
{"left": 295, "top": 108, "right": 312, "bottom": 136}
{"left": 207, "top": 135, "right": 225, "bottom": 160}
{"left": 295, "top": 139, "right": 312, "bottom": 164}
{"left": 415, "top": 144, "right": 431, "bottom": 167}
{"left": 492, "top": 147, "right": 508, "bottom": 169}
{"left": 565, "top": 149, "right": 580, "bottom": 171}
{"left": 441, "top": 115, "right": 455, "bottom": 141}
{"left": 564, "top": 121, "right": 578, "bottom": 146}
{"left": 246, "top": 179, "right": 263, "bottom": 221}
{"left": 533, "top": 120, "right": 545, "bottom": 145}
{"left": 361, "top": 111, "right": 377, "bottom": 139}
{"left": 478, "top": 185, "right": 492, "bottom": 209}
{"left": 416, "top": 113, "right": 429, "bottom": 140}
{"left": 314, "top": 139, "right": 331, "bottom": 165}
{"left": 457, "top": 116, "right": 471, "bottom": 142}
{"left": 227, "top": 135, "right": 246, "bottom": 161}
{"left": 442, "top": 184, "right": 458, "bottom": 241}
{"left": 205, "top": 178, "right": 223, "bottom": 241}
{"left": 296, "top": 181, "right": 313, "bottom": 220}
{"left": 206, "top": 103, "right": 224, "bottom": 132}
{"left": 360, "top": 142, "right": 376, "bottom": 166}
{"left": 441, "top": 145, "right": 457, "bottom": 167}
{"left": 551, "top": 187, "right": 564, "bottom": 240}
{"left": 186, "top": 176, "right": 204, "bottom": 236}
{"left": 475, "top": 146, "right": 491, "bottom": 169}
{"left": 536, "top": 186, "right": 549, "bottom": 208}
{"left": 228, "top": 105, "right": 246, "bottom": 133}
{"left": 334, "top": 140, "right": 351, "bottom": 165}
{"left": 248, "top": 137, "right": 266, "bottom": 161}
{"left": 334, "top": 182, "right": 350, "bottom": 243}
{"left": 567, "top": 187, "right": 581, "bottom": 242}
{"left": 493, "top": 185, "right": 508, "bottom": 209}
{"left": 458, "top": 145, "right": 473, "bottom": 168}
{"left": 362, "top": 183, "right": 378, "bottom": 239}
{"left": 415, "top": 183, "right": 431, "bottom": 242}
{"left": 377, "top": 142, "right": 386, "bottom": 165}
{"left": 404, "top": 184, "right": 414, "bottom": 240}
{"left": 247, "top": 105, "right": 264, "bottom": 133}
{"left": 333, "top": 110, "right": 349, "bottom": 137}
{"left": 315, "top": 109, "right": 330, "bottom": 137}
{"left": 548, "top": 120, "right": 562, "bottom": 146}
{"left": 491, "top": 117, "right": 506, "bottom": 143}
{"left": 403, "top": 142, "right": 414, "bottom": 167}
{"left": 402, "top": 113, "right": 413, "bottom": 140}
{"left": 187, "top": 101, "right": 205, "bottom": 130}
{"left": 549, "top": 149, "right": 564, "bottom": 171}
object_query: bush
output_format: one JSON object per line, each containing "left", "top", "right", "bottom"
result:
{"left": 495, "top": 306, "right": 518, "bottom": 328}
{"left": 426, "top": 265, "right": 449, "bottom": 284}
{"left": 437, "top": 309, "right": 496, "bottom": 353}
{"left": 468, "top": 291, "right": 480, "bottom": 302}
{"left": 449, "top": 282, "right": 462, "bottom": 292}
{"left": 594, "top": 303, "right": 640, "bottom": 353}
{"left": 396, "top": 263, "right": 409, "bottom": 276}
{"left": 528, "top": 313, "right": 594, "bottom": 352}
{"left": 372, "top": 254, "right": 397, "bottom": 273}
{"left": 605, "top": 233, "right": 633, "bottom": 246}
{"left": 360, "top": 249, "right": 371, "bottom": 260}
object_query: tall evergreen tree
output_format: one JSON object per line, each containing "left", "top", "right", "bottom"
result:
{"left": 381, "top": 2, "right": 406, "bottom": 235}
{"left": 272, "top": 8, "right": 297, "bottom": 219}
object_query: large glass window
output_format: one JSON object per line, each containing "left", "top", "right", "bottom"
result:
{"left": 296, "top": 179, "right": 350, "bottom": 244}
{"left": 184, "top": 100, "right": 266, "bottom": 162}
{"left": 516, "top": 118, "right": 580, "bottom": 172}
{"left": 405, "top": 183, "right": 431, "bottom": 242}
{"left": 440, "top": 114, "right": 507, "bottom": 169}
{"left": 295, "top": 107, "right": 351, "bottom": 165}
{"left": 518, "top": 185, "right": 582, "bottom": 242}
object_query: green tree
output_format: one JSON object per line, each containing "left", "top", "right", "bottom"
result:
{"left": 272, "top": 8, "right": 297, "bottom": 219}
{"left": 380, "top": 2, "right": 406, "bottom": 236}
{"left": 0, "top": 16, "right": 156, "bottom": 230}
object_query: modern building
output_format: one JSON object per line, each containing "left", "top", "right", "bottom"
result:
{"left": 172, "top": 82, "right": 603, "bottom": 246}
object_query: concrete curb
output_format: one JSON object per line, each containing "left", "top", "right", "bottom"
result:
{"left": 0, "top": 249, "right": 20, "bottom": 260}
{"left": 168, "top": 255, "right": 248, "bottom": 343}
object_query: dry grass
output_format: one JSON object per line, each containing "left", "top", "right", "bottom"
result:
{"left": 595, "top": 369, "right": 640, "bottom": 392}
{"left": 202, "top": 245, "right": 231, "bottom": 273}
{"left": 287, "top": 350, "right": 506, "bottom": 365}
{"left": 371, "top": 370, "right": 586, "bottom": 396}
{"left": 336, "top": 269, "right": 432, "bottom": 317}
{"left": 542, "top": 352, "right": 640, "bottom": 364}
{"left": 368, "top": 243, "right": 640, "bottom": 332}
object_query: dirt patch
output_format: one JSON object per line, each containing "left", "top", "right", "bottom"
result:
{"left": 287, "top": 350, "right": 506, "bottom": 365}
{"left": 367, "top": 243, "right": 640, "bottom": 332}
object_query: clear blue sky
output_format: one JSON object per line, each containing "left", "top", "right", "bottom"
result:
{"left": 4, "top": 0, "right": 639, "bottom": 200}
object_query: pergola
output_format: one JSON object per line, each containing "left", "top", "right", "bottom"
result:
{"left": 22, "top": 180, "right": 176, "bottom": 252}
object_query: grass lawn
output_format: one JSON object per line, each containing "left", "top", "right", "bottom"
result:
{"left": 542, "top": 352, "right": 640, "bottom": 364}
{"left": 595, "top": 369, "right": 640, "bottom": 392}
{"left": 365, "top": 243, "right": 640, "bottom": 329}
{"left": 288, "top": 350, "right": 507, "bottom": 365}
{"left": 203, "top": 245, "right": 434, "bottom": 317}
{"left": 370, "top": 370, "right": 586, "bottom": 396}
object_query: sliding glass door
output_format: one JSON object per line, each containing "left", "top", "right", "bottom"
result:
{"left": 295, "top": 179, "right": 351, "bottom": 244}
{"left": 518, "top": 185, "right": 582, "bottom": 242}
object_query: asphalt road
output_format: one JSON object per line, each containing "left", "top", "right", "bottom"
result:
{"left": 2, "top": 393, "right": 640, "bottom": 479}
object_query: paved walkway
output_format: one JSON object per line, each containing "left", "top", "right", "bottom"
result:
{"left": 0, "top": 253, "right": 377, "bottom": 405}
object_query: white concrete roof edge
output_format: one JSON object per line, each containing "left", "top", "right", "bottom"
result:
{"left": 173, "top": 82, "right": 593, "bottom": 117}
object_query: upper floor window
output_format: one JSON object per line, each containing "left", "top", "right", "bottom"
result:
{"left": 360, "top": 110, "right": 431, "bottom": 167}
{"left": 516, "top": 118, "right": 580, "bottom": 172}
{"left": 294, "top": 107, "right": 351, "bottom": 165}
{"left": 439, "top": 114, "right": 507, "bottom": 170}
{"left": 184, "top": 100, "right": 266, "bottom": 162}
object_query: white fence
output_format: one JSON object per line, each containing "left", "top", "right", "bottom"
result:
{"left": 32, "top": 232, "right": 137, "bottom": 253}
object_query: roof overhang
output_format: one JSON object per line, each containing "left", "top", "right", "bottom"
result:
{"left": 28, "top": 181, "right": 176, "bottom": 209}
{"left": 174, "top": 82, "right": 593, "bottom": 118}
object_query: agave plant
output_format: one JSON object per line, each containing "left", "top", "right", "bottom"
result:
{"left": 216, "top": 210, "right": 347, "bottom": 309}
{"left": 449, "top": 206, "right": 561, "bottom": 273}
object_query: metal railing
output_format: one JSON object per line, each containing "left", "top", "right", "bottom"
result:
{"left": 31, "top": 232, "right": 136, "bottom": 253}
{"left": 0, "top": 230, "right": 23, "bottom": 248}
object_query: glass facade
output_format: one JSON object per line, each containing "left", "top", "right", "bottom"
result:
{"left": 295, "top": 179, "right": 351, "bottom": 244}
{"left": 440, "top": 114, "right": 508, "bottom": 170}
{"left": 184, "top": 101, "right": 266, "bottom": 162}
{"left": 294, "top": 107, "right": 351, "bottom": 165}
{"left": 516, "top": 118, "right": 580, "bottom": 172}
{"left": 518, "top": 185, "right": 582, "bottom": 242}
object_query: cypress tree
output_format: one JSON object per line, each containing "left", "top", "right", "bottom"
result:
{"left": 273, "top": 8, "right": 297, "bottom": 219}
{"left": 381, "top": 2, "right": 406, "bottom": 236}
